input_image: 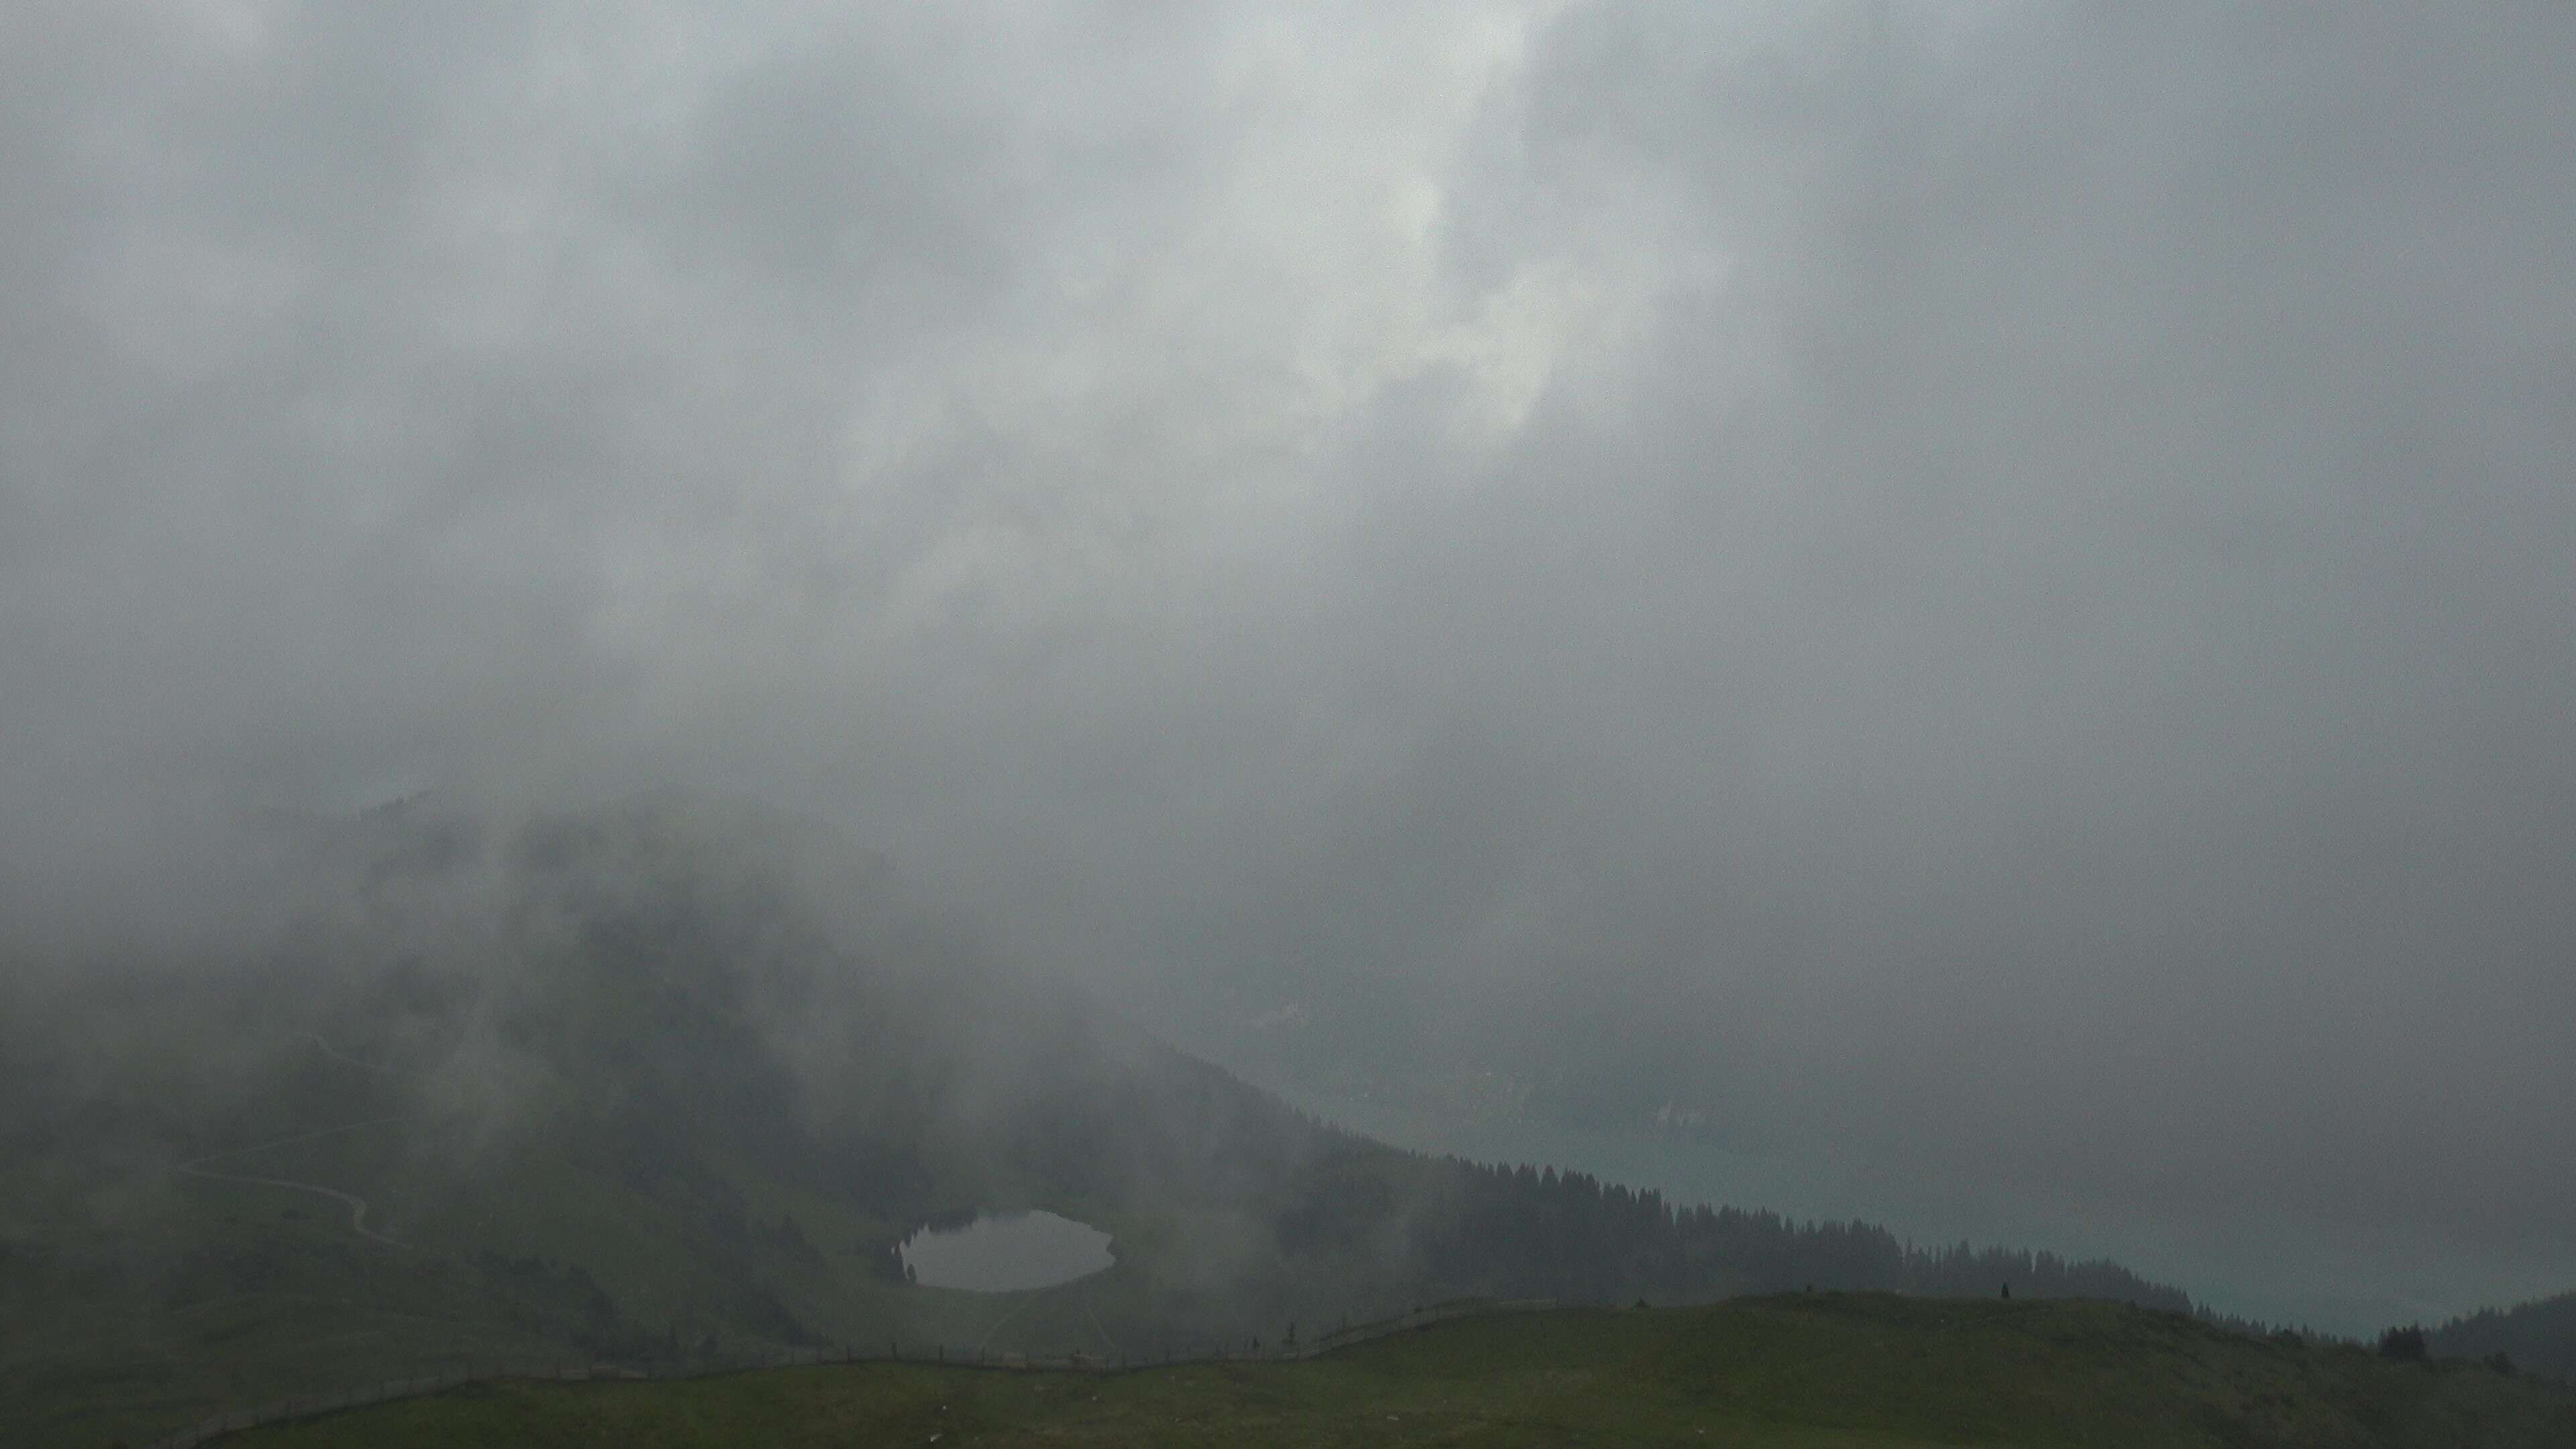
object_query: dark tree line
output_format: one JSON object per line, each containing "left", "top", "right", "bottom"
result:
{"left": 1272, "top": 1150, "right": 2196, "bottom": 1313}
{"left": 2428, "top": 1291, "right": 2576, "bottom": 1383}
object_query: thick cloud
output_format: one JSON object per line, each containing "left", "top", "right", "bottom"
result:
{"left": 5, "top": 2, "right": 2571, "bottom": 1327}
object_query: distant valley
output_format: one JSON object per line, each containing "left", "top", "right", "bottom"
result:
{"left": 0, "top": 793, "right": 2563, "bottom": 1446}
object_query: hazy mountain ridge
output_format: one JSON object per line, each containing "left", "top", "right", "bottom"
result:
{"left": 0, "top": 790, "right": 2494, "bottom": 1444}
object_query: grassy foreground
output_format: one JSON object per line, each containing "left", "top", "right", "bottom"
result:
{"left": 223, "top": 1294, "right": 2575, "bottom": 1448}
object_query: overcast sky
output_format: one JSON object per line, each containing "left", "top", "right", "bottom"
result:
{"left": 5, "top": 2, "right": 2572, "bottom": 1329}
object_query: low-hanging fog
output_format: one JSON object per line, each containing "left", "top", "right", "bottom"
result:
{"left": 5, "top": 3, "right": 2571, "bottom": 1334}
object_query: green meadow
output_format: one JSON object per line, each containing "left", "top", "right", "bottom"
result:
{"left": 225, "top": 1295, "right": 2576, "bottom": 1449}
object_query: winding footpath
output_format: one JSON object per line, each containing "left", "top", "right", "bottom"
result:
{"left": 973, "top": 1293, "right": 1036, "bottom": 1354}
{"left": 170, "top": 1038, "right": 413, "bottom": 1248}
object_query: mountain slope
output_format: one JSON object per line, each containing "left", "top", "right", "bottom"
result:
{"left": 1, "top": 791, "right": 2196, "bottom": 1446}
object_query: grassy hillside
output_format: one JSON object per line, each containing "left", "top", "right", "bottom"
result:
{"left": 0, "top": 793, "right": 2191, "bottom": 1444}
{"left": 222, "top": 1295, "right": 2576, "bottom": 1449}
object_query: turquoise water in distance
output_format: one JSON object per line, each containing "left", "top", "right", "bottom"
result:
{"left": 1281, "top": 1086, "right": 2576, "bottom": 1338}
{"left": 900, "top": 1210, "right": 1114, "bottom": 1292}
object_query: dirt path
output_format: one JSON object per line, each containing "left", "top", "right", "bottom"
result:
{"left": 304, "top": 1032, "right": 393, "bottom": 1077}
{"left": 973, "top": 1294, "right": 1036, "bottom": 1354}
{"left": 173, "top": 1114, "right": 414, "bottom": 1249}
{"left": 1080, "top": 1280, "right": 1120, "bottom": 1359}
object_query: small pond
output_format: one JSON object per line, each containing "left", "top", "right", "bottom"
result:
{"left": 899, "top": 1210, "right": 1114, "bottom": 1292}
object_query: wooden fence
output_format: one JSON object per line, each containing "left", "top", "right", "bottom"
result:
{"left": 140, "top": 1299, "right": 1556, "bottom": 1448}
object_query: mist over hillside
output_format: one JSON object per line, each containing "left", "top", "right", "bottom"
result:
{"left": 5, "top": 1, "right": 2576, "bottom": 1437}
{"left": 3, "top": 791, "right": 2214, "bottom": 1442}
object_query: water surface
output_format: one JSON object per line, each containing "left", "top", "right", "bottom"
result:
{"left": 1284, "top": 1086, "right": 2576, "bottom": 1336}
{"left": 900, "top": 1210, "right": 1114, "bottom": 1292}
